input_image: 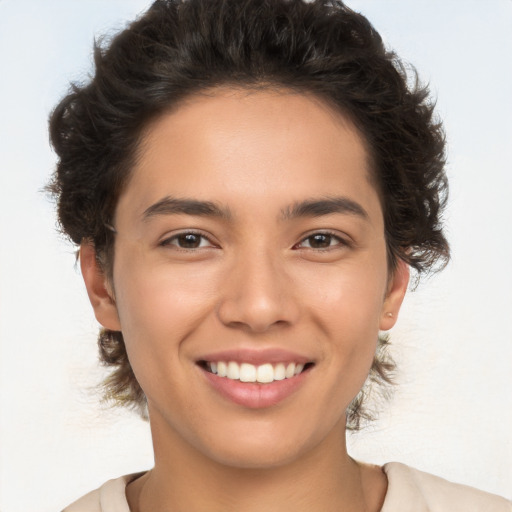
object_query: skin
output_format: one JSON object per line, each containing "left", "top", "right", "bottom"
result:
{"left": 81, "top": 88, "right": 409, "bottom": 512}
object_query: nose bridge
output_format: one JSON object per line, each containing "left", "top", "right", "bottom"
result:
{"left": 217, "top": 243, "right": 298, "bottom": 332}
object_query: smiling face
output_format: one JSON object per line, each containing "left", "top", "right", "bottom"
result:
{"left": 82, "top": 88, "right": 408, "bottom": 469}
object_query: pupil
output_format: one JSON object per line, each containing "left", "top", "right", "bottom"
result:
{"left": 310, "top": 234, "right": 330, "bottom": 248}
{"left": 179, "top": 233, "right": 200, "bottom": 248}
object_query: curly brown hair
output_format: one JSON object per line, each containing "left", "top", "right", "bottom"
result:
{"left": 48, "top": 0, "right": 449, "bottom": 430}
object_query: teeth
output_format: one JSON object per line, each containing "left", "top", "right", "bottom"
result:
{"left": 207, "top": 361, "right": 308, "bottom": 383}
{"left": 285, "top": 363, "right": 295, "bottom": 379}
{"left": 227, "top": 361, "right": 240, "bottom": 380}
{"left": 274, "top": 363, "right": 286, "bottom": 381}
{"left": 240, "top": 363, "right": 256, "bottom": 382}
{"left": 256, "top": 363, "right": 274, "bottom": 383}
{"left": 217, "top": 361, "right": 227, "bottom": 377}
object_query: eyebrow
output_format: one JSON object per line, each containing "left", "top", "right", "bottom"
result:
{"left": 142, "top": 196, "right": 231, "bottom": 221}
{"left": 141, "top": 195, "right": 368, "bottom": 223}
{"left": 281, "top": 197, "right": 369, "bottom": 220}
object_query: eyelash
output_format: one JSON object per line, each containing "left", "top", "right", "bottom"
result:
{"left": 294, "top": 231, "right": 349, "bottom": 251}
{"left": 159, "top": 231, "right": 216, "bottom": 250}
{"left": 159, "top": 230, "right": 349, "bottom": 251}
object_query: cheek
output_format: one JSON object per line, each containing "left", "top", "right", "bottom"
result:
{"left": 295, "top": 257, "right": 387, "bottom": 333}
{"left": 111, "top": 252, "right": 220, "bottom": 375}
{"left": 294, "top": 258, "right": 387, "bottom": 388}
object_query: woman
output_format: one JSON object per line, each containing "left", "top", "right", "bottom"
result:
{"left": 48, "top": 0, "right": 511, "bottom": 510}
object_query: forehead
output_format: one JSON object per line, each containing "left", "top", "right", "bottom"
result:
{"left": 117, "top": 88, "right": 381, "bottom": 225}
{"left": 138, "top": 87, "right": 371, "bottom": 168}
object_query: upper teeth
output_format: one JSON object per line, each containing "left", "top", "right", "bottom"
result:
{"left": 209, "top": 361, "right": 305, "bottom": 383}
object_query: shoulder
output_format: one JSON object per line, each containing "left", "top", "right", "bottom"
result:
{"left": 381, "top": 462, "right": 512, "bottom": 512}
{"left": 61, "top": 473, "right": 144, "bottom": 512}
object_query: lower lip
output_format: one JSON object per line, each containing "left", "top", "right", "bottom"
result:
{"left": 200, "top": 367, "right": 311, "bottom": 409}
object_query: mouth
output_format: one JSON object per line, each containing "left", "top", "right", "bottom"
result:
{"left": 195, "top": 349, "right": 316, "bottom": 408}
{"left": 197, "top": 360, "right": 315, "bottom": 384}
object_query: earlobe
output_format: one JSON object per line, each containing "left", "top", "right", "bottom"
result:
{"left": 80, "top": 242, "right": 121, "bottom": 331}
{"left": 379, "top": 259, "right": 410, "bottom": 331}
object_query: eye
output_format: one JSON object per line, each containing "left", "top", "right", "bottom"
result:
{"left": 160, "top": 232, "right": 214, "bottom": 249}
{"left": 295, "top": 232, "right": 346, "bottom": 250}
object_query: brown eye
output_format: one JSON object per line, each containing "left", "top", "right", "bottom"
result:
{"left": 296, "top": 232, "right": 345, "bottom": 250}
{"left": 177, "top": 233, "right": 202, "bottom": 248}
{"left": 308, "top": 234, "right": 332, "bottom": 248}
{"left": 161, "top": 232, "right": 212, "bottom": 249}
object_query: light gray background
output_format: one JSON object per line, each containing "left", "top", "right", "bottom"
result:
{"left": 0, "top": 1, "right": 511, "bottom": 510}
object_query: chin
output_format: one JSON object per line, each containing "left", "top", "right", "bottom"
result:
{"left": 193, "top": 418, "right": 331, "bottom": 470}
{"left": 203, "top": 440, "right": 308, "bottom": 470}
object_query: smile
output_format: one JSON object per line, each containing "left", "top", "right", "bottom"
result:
{"left": 196, "top": 349, "right": 315, "bottom": 408}
{"left": 204, "top": 361, "right": 311, "bottom": 383}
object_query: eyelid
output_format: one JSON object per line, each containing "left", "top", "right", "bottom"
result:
{"left": 294, "top": 230, "right": 351, "bottom": 250}
{"left": 158, "top": 229, "right": 218, "bottom": 249}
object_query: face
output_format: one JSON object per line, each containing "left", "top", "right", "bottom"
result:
{"left": 83, "top": 88, "right": 408, "bottom": 469}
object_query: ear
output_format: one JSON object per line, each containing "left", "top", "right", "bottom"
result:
{"left": 80, "top": 242, "right": 121, "bottom": 331}
{"left": 379, "top": 259, "right": 410, "bottom": 331}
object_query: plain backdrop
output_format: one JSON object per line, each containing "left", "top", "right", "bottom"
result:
{"left": 0, "top": 1, "right": 511, "bottom": 510}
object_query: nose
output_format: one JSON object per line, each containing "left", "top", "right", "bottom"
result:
{"left": 216, "top": 249, "right": 300, "bottom": 333}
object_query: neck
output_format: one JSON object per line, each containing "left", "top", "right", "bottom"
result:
{"left": 127, "top": 410, "right": 386, "bottom": 512}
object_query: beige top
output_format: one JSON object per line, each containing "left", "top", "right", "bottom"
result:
{"left": 62, "top": 462, "right": 512, "bottom": 512}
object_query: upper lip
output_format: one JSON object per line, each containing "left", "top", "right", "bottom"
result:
{"left": 196, "top": 348, "right": 314, "bottom": 366}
